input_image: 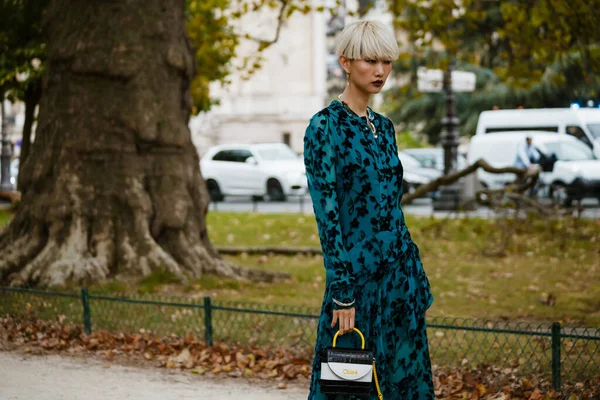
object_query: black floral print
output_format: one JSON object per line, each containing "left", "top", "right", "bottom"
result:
{"left": 304, "top": 100, "right": 435, "bottom": 399}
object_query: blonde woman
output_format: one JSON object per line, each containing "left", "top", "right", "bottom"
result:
{"left": 304, "top": 20, "right": 435, "bottom": 399}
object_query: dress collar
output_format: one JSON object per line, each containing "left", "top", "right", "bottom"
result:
{"left": 331, "top": 99, "right": 375, "bottom": 122}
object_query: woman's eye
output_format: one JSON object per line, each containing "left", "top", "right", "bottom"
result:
{"left": 384, "top": 60, "right": 392, "bottom": 65}
{"left": 366, "top": 60, "right": 376, "bottom": 64}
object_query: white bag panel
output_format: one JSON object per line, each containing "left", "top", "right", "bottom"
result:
{"left": 320, "top": 362, "right": 373, "bottom": 382}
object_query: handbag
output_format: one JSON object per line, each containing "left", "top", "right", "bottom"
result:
{"left": 319, "top": 327, "right": 383, "bottom": 399}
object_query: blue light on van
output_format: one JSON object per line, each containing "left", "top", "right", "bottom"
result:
{"left": 570, "top": 103, "right": 580, "bottom": 109}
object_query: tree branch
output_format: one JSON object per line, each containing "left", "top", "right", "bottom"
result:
{"left": 245, "top": 0, "right": 289, "bottom": 48}
{"left": 401, "top": 158, "right": 539, "bottom": 205}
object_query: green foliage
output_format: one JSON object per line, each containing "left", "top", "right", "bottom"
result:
{"left": 395, "top": 131, "right": 429, "bottom": 149}
{"left": 385, "top": 0, "right": 600, "bottom": 141}
{"left": 186, "top": 0, "right": 238, "bottom": 113}
{"left": 385, "top": 54, "right": 600, "bottom": 142}
{"left": 0, "top": 0, "right": 47, "bottom": 100}
{"left": 389, "top": 0, "right": 600, "bottom": 86}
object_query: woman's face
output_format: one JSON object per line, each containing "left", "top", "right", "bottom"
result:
{"left": 341, "top": 57, "right": 392, "bottom": 94}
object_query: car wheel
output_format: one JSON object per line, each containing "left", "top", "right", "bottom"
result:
{"left": 550, "top": 182, "right": 571, "bottom": 207}
{"left": 251, "top": 195, "right": 264, "bottom": 202}
{"left": 206, "top": 179, "right": 224, "bottom": 202}
{"left": 267, "top": 179, "right": 286, "bottom": 202}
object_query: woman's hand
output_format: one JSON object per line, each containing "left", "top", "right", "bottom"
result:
{"left": 332, "top": 307, "right": 355, "bottom": 335}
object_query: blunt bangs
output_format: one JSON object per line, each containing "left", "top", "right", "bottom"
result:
{"left": 336, "top": 20, "right": 400, "bottom": 61}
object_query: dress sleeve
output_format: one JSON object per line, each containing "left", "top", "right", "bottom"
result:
{"left": 303, "top": 113, "right": 355, "bottom": 308}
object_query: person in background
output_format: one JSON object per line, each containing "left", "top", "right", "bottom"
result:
{"left": 515, "top": 136, "right": 540, "bottom": 169}
{"left": 514, "top": 136, "right": 542, "bottom": 196}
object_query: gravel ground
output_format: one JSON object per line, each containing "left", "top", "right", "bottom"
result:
{"left": 0, "top": 352, "right": 309, "bottom": 400}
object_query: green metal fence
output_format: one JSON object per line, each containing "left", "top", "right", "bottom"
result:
{"left": 1, "top": 286, "right": 598, "bottom": 392}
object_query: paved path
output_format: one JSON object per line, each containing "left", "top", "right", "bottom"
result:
{"left": 0, "top": 352, "right": 308, "bottom": 400}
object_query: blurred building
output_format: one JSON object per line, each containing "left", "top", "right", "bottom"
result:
{"left": 0, "top": 99, "right": 24, "bottom": 158}
{"left": 190, "top": 4, "right": 327, "bottom": 156}
{"left": 190, "top": 0, "right": 405, "bottom": 156}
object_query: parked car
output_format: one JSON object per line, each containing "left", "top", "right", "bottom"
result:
{"left": 402, "top": 147, "right": 468, "bottom": 173}
{"left": 200, "top": 143, "right": 307, "bottom": 202}
{"left": 398, "top": 151, "right": 442, "bottom": 199}
{"left": 475, "top": 108, "right": 600, "bottom": 158}
{"left": 468, "top": 131, "right": 600, "bottom": 205}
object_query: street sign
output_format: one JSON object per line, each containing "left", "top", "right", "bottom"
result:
{"left": 417, "top": 68, "right": 476, "bottom": 93}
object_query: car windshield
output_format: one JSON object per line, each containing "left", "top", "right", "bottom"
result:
{"left": 406, "top": 149, "right": 467, "bottom": 170}
{"left": 587, "top": 124, "right": 600, "bottom": 139}
{"left": 543, "top": 140, "right": 595, "bottom": 161}
{"left": 410, "top": 153, "right": 439, "bottom": 169}
{"left": 256, "top": 145, "right": 299, "bottom": 161}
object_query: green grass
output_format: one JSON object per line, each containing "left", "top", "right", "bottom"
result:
{"left": 200, "top": 213, "right": 600, "bottom": 326}
{"left": 0, "top": 208, "right": 12, "bottom": 227}
{"left": 2, "top": 210, "right": 600, "bottom": 326}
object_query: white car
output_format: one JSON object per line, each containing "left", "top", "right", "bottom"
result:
{"left": 468, "top": 131, "right": 600, "bottom": 205}
{"left": 475, "top": 108, "right": 600, "bottom": 158}
{"left": 398, "top": 151, "right": 443, "bottom": 181}
{"left": 200, "top": 143, "right": 307, "bottom": 202}
{"left": 402, "top": 147, "right": 468, "bottom": 173}
{"left": 398, "top": 151, "right": 442, "bottom": 199}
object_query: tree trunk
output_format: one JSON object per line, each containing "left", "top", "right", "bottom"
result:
{"left": 18, "top": 78, "right": 42, "bottom": 190}
{"left": 0, "top": 0, "right": 286, "bottom": 287}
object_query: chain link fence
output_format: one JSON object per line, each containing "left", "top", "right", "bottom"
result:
{"left": 1, "top": 286, "right": 598, "bottom": 392}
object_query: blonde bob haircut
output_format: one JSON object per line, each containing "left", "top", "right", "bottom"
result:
{"left": 336, "top": 20, "right": 400, "bottom": 61}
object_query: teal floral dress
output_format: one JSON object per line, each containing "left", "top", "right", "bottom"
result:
{"left": 304, "top": 100, "right": 435, "bottom": 399}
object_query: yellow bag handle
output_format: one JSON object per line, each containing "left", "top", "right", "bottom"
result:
{"left": 330, "top": 327, "right": 383, "bottom": 400}
{"left": 332, "top": 327, "right": 365, "bottom": 349}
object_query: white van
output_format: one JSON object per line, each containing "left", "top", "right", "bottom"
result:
{"left": 475, "top": 108, "right": 600, "bottom": 158}
{"left": 468, "top": 131, "right": 600, "bottom": 205}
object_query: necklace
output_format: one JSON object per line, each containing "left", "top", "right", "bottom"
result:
{"left": 338, "top": 95, "right": 378, "bottom": 139}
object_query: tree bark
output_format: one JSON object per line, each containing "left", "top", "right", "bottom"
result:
{"left": 18, "top": 78, "right": 42, "bottom": 190}
{"left": 0, "top": 0, "right": 287, "bottom": 287}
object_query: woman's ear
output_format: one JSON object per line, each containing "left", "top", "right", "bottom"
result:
{"left": 338, "top": 56, "right": 351, "bottom": 74}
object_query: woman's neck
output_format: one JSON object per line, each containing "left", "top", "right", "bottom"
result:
{"left": 340, "top": 85, "right": 370, "bottom": 117}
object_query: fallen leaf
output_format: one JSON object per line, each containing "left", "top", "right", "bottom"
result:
{"left": 190, "top": 367, "right": 206, "bottom": 375}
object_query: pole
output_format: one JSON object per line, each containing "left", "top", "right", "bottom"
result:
{"left": 81, "top": 288, "right": 92, "bottom": 335}
{"left": 432, "top": 57, "right": 462, "bottom": 211}
{"left": 441, "top": 57, "right": 459, "bottom": 175}
{"left": 551, "top": 322, "right": 561, "bottom": 391}
{"left": 203, "top": 296, "right": 213, "bottom": 346}
{"left": 0, "top": 96, "right": 14, "bottom": 191}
